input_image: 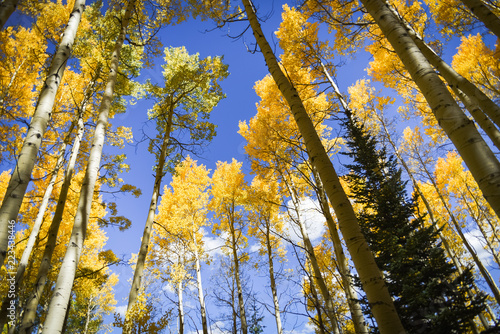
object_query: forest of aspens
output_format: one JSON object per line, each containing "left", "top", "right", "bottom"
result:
{"left": 2, "top": 0, "right": 500, "bottom": 333}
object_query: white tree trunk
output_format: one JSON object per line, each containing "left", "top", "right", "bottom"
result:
{"left": 361, "top": 0, "right": 500, "bottom": 222}
{"left": 461, "top": 0, "right": 500, "bottom": 39}
{"left": 0, "top": 0, "right": 85, "bottom": 269}
{"left": 126, "top": 105, "right": 174, "bottom": 315}
{"left": 19, "top": 111, "right": 84, "bottom": 334}
{"left": 193, "top": 235, "right": 209, "bottom": 334}
{"left": 41, "top": 2, "right": 134, "bottom": 332}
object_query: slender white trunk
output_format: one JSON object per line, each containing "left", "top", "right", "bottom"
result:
{"left": 0, "top": 0, "right": 18, "bottom": 30}
{"left": 361, "top": 0, "right": 500, "bottom": 222}
{"left": 241, "top": 1, "right": 405, "bottom": 332}
{"left": 0, "top": 141, "right": 67, "bottom": 330}
{"left": 41, "top": 2, "right": 134, "bottom": 332}
{"left": 229, "top": 218, "right": 248, "bottom": 334}
{"left": 0, "top": 0, "right": 85, "bottom": 269}
{"left": 20, "top": 111, "right": 83, "bottom": 334}
{"left": 461, "top": 0, "right": 500, "bottom": 39}
{"left": 126, "top": 105, "right": 174, "bottom": 315}
{"left": 178, "top": 278, "right": 184, "bottom": 334}
{"left": 264, "top": 224, "right": 283, "bottom": 334}
{"left": 193, "top": 235, "right": 209, "bottom": 334}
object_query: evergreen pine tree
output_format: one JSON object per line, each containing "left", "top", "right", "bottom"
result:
{"left": 343, "top": 115, "right": 486, "bottom": 333}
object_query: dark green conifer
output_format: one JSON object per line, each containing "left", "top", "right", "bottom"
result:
{"left": 343, "top": 114, "right": 486, "bottom": 333}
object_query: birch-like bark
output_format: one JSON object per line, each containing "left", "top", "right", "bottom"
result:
{"left": 0, "top": 142, "right": 67, "bottom": 331}
{"left": 401, "top": 14, "right": 500, "bottom": 127}
{"left": 41, "top": 2, "right": 134, "bottom": 332}
{"left": 0, "top": 0, "right": 18, "bottom": 30}
{"left": 178, "top": 278, "right": 184, "bottom": 334}
{"left": 285, "top": 180, "right": 340, "bottom": 334}
{"left": 241, "top": 1, "right": 405, "bottom": 332}
{"left": 20, "top": 107, "right": 85, "bottom": 334}
{"left": 264, "top": 224, "right": 283, "bottom": 334}
{"left": 461, "top": 0, "right": 500, "bottom": 39}
{"left": 361, "top": 0, "right": 500, "bottom": 222}
{"left": 193, "top": 235, "right": 209, "bottom": 334}
{"left": 229, "top": 217, "right": 248, "bottom": 334}
{"left": 311, "top": 166, "right": 368, "bottom": 334}
{"left": 0, "top": 0, "right": 85, "bottom": 269}
{"left": 126, "top": 105, "right": 174, "bottom": 315}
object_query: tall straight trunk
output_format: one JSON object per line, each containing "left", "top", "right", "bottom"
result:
{"left": 41, "top": 2, "right": 134, "bottom": 332}
{"left": 19, "top": 114, "right": 84, "bottom": 334}
{"left": 361, "top": 0, "right": 500, "bottom": 221}
{"left": 193, "top": 234, "right": 209, "bottom": 334}
{"left": 285, "top": 182, "right": 340, "bottom": 334}
{"left": 177, "top": 278, "right": 184, "bottom": 334}
{"left": 126, "top": 105, "right": 174, "bottom": 315}
{"left": 0, "top": 0, "right": 18, "bottom": 30}
{"left": 229, "top": 218, "right": 248, "bottom": 334}
{"left": 399, "top": 10, "right": 500, "bottom": 127}
{"left": 311, "top": 165, "right": 368, "bottom": 334}
{"left": 240, "top": 1, "right": 405, "bottom": 332}
{"left": 461, "top": 0, "right": 500, "bottom": 39}
{"left": 306, "top": 265, "right": 328, "bottom": 334}
{"left": 0, "top": 141, "right": 68, "bottom": 331}
{"left": 264, "top": 224, "right": 283, "bottom": 334}
{"left": 0, "top": 0, "right": 85, "bottom": 269}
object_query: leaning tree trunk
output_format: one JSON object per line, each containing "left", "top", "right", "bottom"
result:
{"left": 41, "top": 2, "right": 134, "bottom": 333}
{"left": 0, "top": 0, "right": 18, "bottom": 30}
{"left": 19, "top": 114, "right": 84, "bottom": 334}
{"left": 241, "top": 1, "right": 405, "bottom": 332}
{"left": 0, "top": 140, "right": 68, "bottom": 331}
{"left": 461, "top": 0, "right": 500, "bottom": 39}
{"left": 361, "top": 0, "right": 500, "bottom": 222}
{"left": 126, "top": 105, "right": 174, "bottom": 316}
{"left": 399, "top": 12, "right": 500, "bottom": 128}
{"left": 0, "top": 0, "right": 85, "bottom": 269}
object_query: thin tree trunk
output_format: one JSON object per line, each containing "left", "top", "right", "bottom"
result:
{"left": 126, "top": 104, "right": 174, "bottom": 315}
{"left": 0, "top": 141, "right": 68, "bottom": 331}
{"left": 193, "top": 234, "right": 209, "bottom": 334}
{"left": 19, "top": 113, "right": 85, "bottom": 334}
{"left": 41, "top": 2, "right": 134, "bottom": 332}
{"left": 307, "top": 265, "right": 328, "bottom": 334}
{"left": 286, "top": 181, "right": 340, "bottom": 334}
{"left": 311, "top": 165, "right": 368, "bottom": 334}
{"left": 461, "top": 0, "right": 500, "bottom": 39}
{"left": 412, "top": 144, "right": 500, "bottom": 306}
{"left": 365, "top": 0, "right": 500, "bottom": 221}
{"left": 264, "top": 224, "right": 283, "bottom": 334}
{"left": 178, "top": 278, "right": 184, "bottom": 334}
{"left": 0, "top": 0, "right": 18, "bottom": 30}
{"left": 229, "top": 217, "right": 248, "bottom": 334}
{"left": 241, "top": 1, "right": 405, "bottom": 332}
{"left": 0, "top": 0, "right": 85, "bottom": 269}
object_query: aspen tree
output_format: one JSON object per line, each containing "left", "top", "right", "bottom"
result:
{"left": 240, "top": 1, "right": 405, "bottom": 332}
{"left": 359, "top": 0, "right": 500, "bottom": 221}
{"left": 461, "top": 0, "right": 500, "bottom": 39}
{"left": 126, "top": 47, "right": 227, "bottom": 320}
{"left": 41, "top": 2, "right": 135, "bottom": 332}
{"left": 0, "top": 0, "right": 85, "bottom": 268}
